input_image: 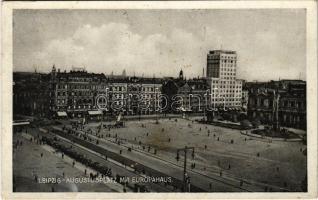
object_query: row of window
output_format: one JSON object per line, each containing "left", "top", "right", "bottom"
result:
{"left": 213, "top": 80, "right": 241, "bottom": 85}
{"left": 217, "top": 85, "right": 241, "bottom": 89}
{"left": 249, "top": 98, "right": 306, "bottom": 109}
{"left": 221, "top": 72, "right": 236, "bottom": 76}
{"left": 221, "top": 76, "right": 236, "bottom": 80}
{"left": 58, "top": 84, "right": 161, "bottom": 92}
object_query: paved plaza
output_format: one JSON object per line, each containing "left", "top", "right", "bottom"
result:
{"left": 83, "top": 117, "right": 307, "bottom": 191}
{"left": 13, "top": 116, "right": 307, "bottom": 192}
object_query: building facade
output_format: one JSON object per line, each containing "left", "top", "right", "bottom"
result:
{"left": 247, "top": 80, "right": 306, "bottom": 130}
{"left": 161, "top": 70, "right": 211, "bottom": 113}
{"left": 47, "top": 66, "right": 164, "bottom": 119}
{"left": 49, "top": 66, "right": 108, "bottom": 119}
{"left": 206, "top": 50, "right": 243, "bottom": 110}
{"left": 13, "top": 72, "right": 51, "bottom": 118}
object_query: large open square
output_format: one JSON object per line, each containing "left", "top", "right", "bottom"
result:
{"left": 80, "top": 117, "right": 307, "bottom": 191}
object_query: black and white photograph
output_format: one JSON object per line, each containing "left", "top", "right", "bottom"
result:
{"left": 1, "top": 1, "right": 317, "bottom": 199}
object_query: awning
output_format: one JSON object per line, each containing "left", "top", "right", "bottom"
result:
{"left": 13, "top": 121, "right": 30, "bottom": 126}
{"left": 57, "top": 111, "right": 67, "bottom": 117}
{"left": 88, "top": 110, "right": 103, "bottom": 115}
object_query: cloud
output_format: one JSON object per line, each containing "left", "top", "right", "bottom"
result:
{"left": 31, "top": 23, "right": 208, "bottom": 78}
{"left": 14, "top": 10, "right": 306, "bottom": 81}
{"left": 27, "top": 20, "right": 305, "bottom": 81}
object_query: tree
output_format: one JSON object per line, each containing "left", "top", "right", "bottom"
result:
{"left": 240, "top": 119, "right": 252, "bottom": 129}
{"left": 252, "top": 118, "right": 261, "bottom": 128}
{"left": 238, "top": 113, "right": 248, "bottom": 121}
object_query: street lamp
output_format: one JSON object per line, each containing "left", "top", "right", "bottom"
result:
{"left": 104, "top": 87, "right": 109, "bottom": 123}
{"left": 213, "top": 87, "right": 219, "bottom": 112}
{"left": 222, "top": 96, "right": 227, "bottom": 112}
{"left": 204, "top": 89, "right": 210, "bottom": 121}
{"left": 155, "top": 87, "right": 159, "bottom": 123}
{"left": 176, "top": 146, "right": 195, "bottom": 192}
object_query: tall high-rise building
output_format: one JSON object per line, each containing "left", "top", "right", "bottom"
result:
{"left": 206, "top": 50, "right": 242, "bottom": 109}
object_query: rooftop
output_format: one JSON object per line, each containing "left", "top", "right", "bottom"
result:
{"left": 209, "top": 50, "right": 237, "bottom": 55}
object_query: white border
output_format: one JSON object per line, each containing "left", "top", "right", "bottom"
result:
{"left": 1, "top": 1, "right": 317, "bottom": 199}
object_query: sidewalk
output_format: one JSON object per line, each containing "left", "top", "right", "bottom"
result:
{"left": 13, "top": 133, "right": 119, "bottom": 192}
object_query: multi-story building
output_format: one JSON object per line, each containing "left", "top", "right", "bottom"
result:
{"left": 125, "top": 76, "right": 162, "bottom": 115}
{"left": 13, "top": 72, "right": 51, "bottom": 118}
{"left": 107, "top": 79, "right": 128, "bottom": 115}
{"left": 47, "top": 66, "right": 164, "bottom": 118}
{"left": 247, "top": 80, "right": 306, "bottom": 130}
{"left": 49, "top": 66, "right": 107, "bottom": 119}
{"left": 206, "top": 50, "right": 242, "bottom": 110}
{"left": 162, "top": 70, "right": 210, "bottom": 113}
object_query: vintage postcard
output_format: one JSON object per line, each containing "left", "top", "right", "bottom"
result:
{"left": 1, "top": 1, "right": 317, "bottom": 199}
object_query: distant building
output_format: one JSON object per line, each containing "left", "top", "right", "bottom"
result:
{"left": 206, "top": 50, "right": 243, "bottom": 110}
{"left": 162, "top": 70, "right": 210, "bottom": 113}
{"left": 247, "top": 80, "right": 306, "bottom": 130}
{"left": 13, "top": 66, "right": 166, "bottom": 119}
{"left": 49, "top": 66, "right": 108, "bottom": 119}
{"left": 13, "top": 72, "right": 51, "bottom": 118}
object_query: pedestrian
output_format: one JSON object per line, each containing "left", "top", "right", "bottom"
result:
{"left": 62, "top": 172, "right": 65, "bottom": 177}
{"left": 84, "top": 169, "right": 87, "bottom": 175}
{"left": 72, "top": 161, "right": 75, "bottom": 167}
{"left": 40, "top": 153, "right": 43, "bottom": 158}
{"left": 62, "top": 153, "right": 64, "bottom": 159}
{"left": 284, "top": 182, "right": 287, "bottom": 187}
{"left": 228, "top": 164, "right": 231, "bottom": 169}
{"left": 240, "top": 180, "right": 243, "bottom": 187}
{"left": 205, "top": 145, "right": 207, "bottom": 149}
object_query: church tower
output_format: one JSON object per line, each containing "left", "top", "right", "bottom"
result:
{"left": 179, "top": 69, "right": 184, "bottom": 80}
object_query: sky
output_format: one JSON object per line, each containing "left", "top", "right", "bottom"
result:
{"left": 13, "top": 9, "right": 306, "bottom": 81}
